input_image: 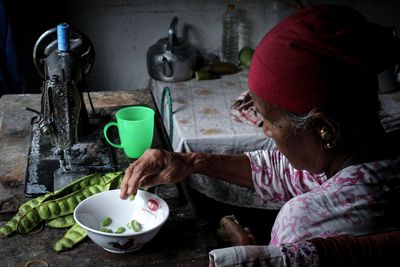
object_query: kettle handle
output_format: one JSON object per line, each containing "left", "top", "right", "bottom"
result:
{"left": 167, "top": 16, "right": 179, "bottom": 51}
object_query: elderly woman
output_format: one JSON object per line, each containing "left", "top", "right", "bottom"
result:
{"left": 120, "top": 4, "right": 400, "bottom": 266}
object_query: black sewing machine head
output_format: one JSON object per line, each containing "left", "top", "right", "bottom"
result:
{"left": 33, "top": 23, "right": 95, "bottom": 152}
{"left": 25, "top": 23, "right": 119, "bottom": 197}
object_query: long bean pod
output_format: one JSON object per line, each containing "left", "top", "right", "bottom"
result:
{"left": 3, "top": 192, "right": 54, "bottom": 236}
{"left": 69, "top": 173, "right": 105, "bottom": 192}
{"left": 47, "top": 214, "right": 76, "bottom": 228}
{"left": 17, "top": 172, "right": 121, "bottom": 214}
{"left": 18, "top": 173, "right": 103, "bottom": 213}
{"left": 18, "top": 192, "right": 53, "bottom": 213}
{"left": 16, "top": 208, "right": 42, "bottom": 234}
{"left": 1, "top": 171, "right": 122, "bottom": 241}
{"left": 101, "top": 171, "right": 123, "bottom": 185}
{"left": 0, "top": 211, "right": 25, "bottom": 237}
{"left": 37, "top": 183, "right": 110, "bottom": 220}
{"left": 53, "top": 223, "right": 87, "bottom": 251}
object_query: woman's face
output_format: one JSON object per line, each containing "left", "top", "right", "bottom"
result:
{"left": 252, "top": 94, "right": 327, "bottom": 173}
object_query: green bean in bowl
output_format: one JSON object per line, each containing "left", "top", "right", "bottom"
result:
{"left": 73, "top": 189, "right": 170, "bottom": 253}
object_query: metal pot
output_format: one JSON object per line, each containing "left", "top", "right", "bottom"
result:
{"left": 147, "top": 17, "right": 197, "bottom": 82}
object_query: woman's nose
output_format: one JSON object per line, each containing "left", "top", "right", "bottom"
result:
{"left": 263, "top": 121, "right": 273, "bottom": 137}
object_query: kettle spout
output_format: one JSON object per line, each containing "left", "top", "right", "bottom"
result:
{"left": 162, "top": 57, "right": 174, "bottom": 78}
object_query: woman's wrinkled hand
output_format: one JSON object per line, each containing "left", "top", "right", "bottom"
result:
{"left": 120, "top": 149, "right": 194, "bottom": 199}
{"left": 217, "top": 215, "right": 256, "bottom": 246}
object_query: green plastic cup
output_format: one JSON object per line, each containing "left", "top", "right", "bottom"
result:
{"left": 103, "top": 106, "right": 155, "bottom": 158}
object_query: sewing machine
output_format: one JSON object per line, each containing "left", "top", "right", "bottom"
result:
{"left": 25, "top": 23, "right": 115, "bottom": 196}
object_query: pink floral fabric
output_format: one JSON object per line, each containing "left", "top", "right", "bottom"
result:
{"left": 245, "top": 149, "right": 400, "bottom": 245}
{"left": 208, "top": 149, "right": 400, "bottom": 266}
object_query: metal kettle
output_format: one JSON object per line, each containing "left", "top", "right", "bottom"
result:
{"left": 147, "top": 17, "right": 197, "bottom": 82}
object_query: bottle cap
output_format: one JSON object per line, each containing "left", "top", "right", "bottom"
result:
{"left": 227, "top": 4, "right": 235, "bottom": 11}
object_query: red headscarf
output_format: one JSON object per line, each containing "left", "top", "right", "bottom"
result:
{"left": 248, "top": 4, "right": 400, "bottom": 114}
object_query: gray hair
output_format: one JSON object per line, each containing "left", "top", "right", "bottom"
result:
{"left": 282, "top": 108, "right": 318, "bottom": 134}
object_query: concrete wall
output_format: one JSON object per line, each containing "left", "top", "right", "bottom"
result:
{"left": 9, "top": 0, "right": 400, "bottom": 92}
{"left": 66, "top": 0, "right": 284, "bottom": 91}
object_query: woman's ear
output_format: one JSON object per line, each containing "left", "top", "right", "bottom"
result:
{"left": 311, "top": 112, "right": 341, "bottom": 149}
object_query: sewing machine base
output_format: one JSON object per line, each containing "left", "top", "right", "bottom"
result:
{"left": 24, "top": 109, "right": 116, "bottom": 198}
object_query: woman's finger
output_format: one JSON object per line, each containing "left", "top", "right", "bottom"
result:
{"left": 120, "top": 163, "right": 136, "bottom": 199}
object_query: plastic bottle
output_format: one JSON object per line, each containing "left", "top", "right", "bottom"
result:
{"left": 221, "top": 4, "right": 239, "bottom": 65}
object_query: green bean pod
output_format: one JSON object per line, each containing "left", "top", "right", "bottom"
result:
{"left": 3, "top": 192, "right": 55, "bottom": 236}
{"left": 18, "top": 174, "right": 106, "bottom": 214}
{"left": 37, "top": 183, "right": 110, "bottom": 220}
{"left": 69, "top": 173, "right": 104, "bottom": 192}
{"left": 53, "top": 223, "right": 87, "bottom": 252}
{"left": 18, "top": 192, "right": 53, "bottom": 213}
{"left": 0, "top": 210, "right": 25, "bottom": 237}
{"left": 1, "top": 172, "right": 121, "bottom": 238}
{"left": 16, "top": 208, "right": 42, "bottom": 234}
{"left": 18, "top": 172, "right": 121, "bottom": 213}
{"left": 108, "top": 172, "right": 125, "bottom": 190}
{"left": 18, "top": 174, "right": 105, "bottom": 214}
{"left": 37, "top": 173, "right": 120, "bottom": 221}
{"left": 102, "top": 171, "right": 123, "bottom": 181}
{"left": 69, "top": 171, "right": 123, "bottom": 191}
{"left": 47, "top": 214, "right": 76, "bottom": 228}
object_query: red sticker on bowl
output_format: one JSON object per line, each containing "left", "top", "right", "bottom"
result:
{"left": 147, "top": 198, "right": 159, "bottom": 211}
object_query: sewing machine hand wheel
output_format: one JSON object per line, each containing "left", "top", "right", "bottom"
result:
{"left": 33, "top": 26, "right": 95, "bottom": 79}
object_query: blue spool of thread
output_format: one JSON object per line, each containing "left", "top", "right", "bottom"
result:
{"left": 57, "top": 23, "right": 70, "bottom": 52}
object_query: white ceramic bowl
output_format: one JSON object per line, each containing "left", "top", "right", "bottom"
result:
{"left": 74, "top": 189, "right": 170, "bottom": 253}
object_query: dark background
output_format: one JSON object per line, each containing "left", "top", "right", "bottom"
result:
{"left": 1, "top": 0, "right": 70, "bottom": 96}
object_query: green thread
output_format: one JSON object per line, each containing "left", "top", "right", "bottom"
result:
{"left": 161, "top": 86, "right": 173, "bottom": 141}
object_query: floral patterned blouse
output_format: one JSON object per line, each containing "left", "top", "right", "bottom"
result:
{"left": 209, "top": 149, "right": 400, "bottom": 266}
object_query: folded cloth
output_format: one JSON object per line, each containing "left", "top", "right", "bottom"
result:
{"left": 379, "top": 91, "right": 400, "bottom": 132}
{"left": 208, "top": 231, "right": 400, "bottom": 267}
{"left": 310, "top": 230, "right": 400, "bottom": 267}
{"left": 208, "top": 241, "right": 319, "bottom": 267}
{"left": 209, "top": 245, "right": 285, "bottom": 267}
{"left": 231, "top": 90, "right": 264, "bottom": 127}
